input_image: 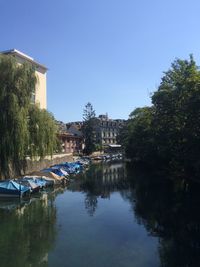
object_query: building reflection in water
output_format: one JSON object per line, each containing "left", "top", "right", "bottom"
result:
{"left": 72, "top": 162, "right": 128, "bottom": 216}
{"left": 1, "top": 163, "right": 198, "bottom": 267}
{"left": 72, "top": 162, "right": 200, "bottom": 267}
{"left": 101, "top": 163, "right": 127, "bottom": 198}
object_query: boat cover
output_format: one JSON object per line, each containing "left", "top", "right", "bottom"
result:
{"left": 23, "top": 176, "right": 47, "bottom": 188}
{"left": 30, "top": 171, "right": 63, "bottom": 180}
{"left": 0, "top": 180, "right": 30, "bottom": 193}
{"left": 43, "top": 168, "right": 68, "bottom": 177}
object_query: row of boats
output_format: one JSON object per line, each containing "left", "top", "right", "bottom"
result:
{"left": 0, "top": 158, "right": 91, "bottom": 198}
{"left": 92, "top": 153, "right": 123, "bottom": 161}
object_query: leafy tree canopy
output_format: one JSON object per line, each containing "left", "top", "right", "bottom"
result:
{"left": 123, "top": 55, "right": 200, "bottom": 178}
{"left": 0, "top": 54, "right": 58, "bottom": 178}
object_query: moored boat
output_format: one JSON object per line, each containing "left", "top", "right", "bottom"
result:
{"left": 17, "top": 178, "right": 40, "bottom": 193}
{"left": 0, "top": 180, "right": 30, "bottom": 198}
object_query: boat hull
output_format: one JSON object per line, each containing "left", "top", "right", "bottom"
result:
{"left": 0, "top": 189, "right": 21, "bottom": 198}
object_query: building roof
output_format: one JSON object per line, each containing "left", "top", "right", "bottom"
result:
{"left": 1, "top": 49, "right": 48, "bottom": 70}
{"left": 67, "top": 125, "right": 83, "bottom": 136}
{"left": 58, "top": 132, "right": 83, "bottom": 139}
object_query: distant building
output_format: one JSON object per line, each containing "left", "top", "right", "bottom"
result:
{"left": 67, "top": 124, "right": 83, "bottom": 137}
{"left": 66, "top": 121, "right": 84, "bottom": 130}
{"left": 1, "top": 49, "right": 47, "bottom": 109}
{"left": 94, "top": 114, "right": 126, "bottom": 149}
{"left": 56, "top": 120, "right": 67, "bottom": 132}
{"left": 66, "top": 115, "right": 126, "bottom": 151}
{"left": 59, "top": 132, "right": 84, "bottom": 154}
{"left": 57, "top": 122, "right": 84, "bottom": 154}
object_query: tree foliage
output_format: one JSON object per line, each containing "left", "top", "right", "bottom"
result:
{"left": 125, "top": 107, "right": 158, "bottom": 164}
{"left": 82, "top": 102, "right": 96, "bottom": 155}
{"left": 0, "top": 54, "right": 58, "bottom": 178}
{"left": 0, "top": 55, "right": 36, "bottom": 176}
{"left": 28, "top": 106, "right": 58, "bottom": 159}
{"left": 124, "top": 55, "right": 200, "bottom": 178}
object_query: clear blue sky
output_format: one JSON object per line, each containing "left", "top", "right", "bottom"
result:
{"left": 1, "top": 0, "right": 200, "bottom": 122}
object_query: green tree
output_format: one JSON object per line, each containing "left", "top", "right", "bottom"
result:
{"left": 125, "top": 107, "right": 157, "bottom": 165}
{"left": 152, "top": 55, "right": 200, "bottom": 175}
{"left": 0, "top": 54, "right": 36, "bottom": 177}
{"left": 0, "top": 54, "right": 58, "bottom": 178}
{"left": 124, "top": 55, "right": 200, "bottom": 178}
{"left": 28, "top": 106, "right": 58, "bottom": 159}
{"left": 117, "top": 120, "right": 130, "bottom": 150}
{"left": 82, "top": 102, "right": 96, "bottom": 155}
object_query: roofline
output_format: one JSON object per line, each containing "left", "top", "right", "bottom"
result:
{"left": 58, "top": 132, "right": 83, "bottom": 139}
{"left": 0, "top": 49, "right": 48, "bottom": 70}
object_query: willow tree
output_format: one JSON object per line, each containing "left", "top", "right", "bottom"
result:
{"left": 0, "top": 54, "right": 58, "bottom": 178}
{"left": 0, "top": 54, "right": 36, "bottom": 177}
{"left": 28, "top": 106, "right": 58, "bottom": 159}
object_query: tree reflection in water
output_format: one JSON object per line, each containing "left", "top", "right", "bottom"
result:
{"left": 73, "top": 161, "right": 200, "bottom": 266}
{"left": 84, "top": 193, "right": 98, "bottom": 216}
{"left": 125, "top": 163, "right": 200, "bottom": 267}
{"left": 74, "top": 162, "right": 127, "bottom": 216}
{"left": 4, "top": 162, "right": 198, "bottom": 266}
{"left": 0, "top": 189, "right": 59, "bottom": 267}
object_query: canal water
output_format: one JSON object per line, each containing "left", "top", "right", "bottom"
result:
{"left": 0, "top": 162, "right": 199, "bottom": 267}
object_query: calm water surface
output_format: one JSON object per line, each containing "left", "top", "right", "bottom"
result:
{"left": 0, "top": 162, "right": 199, "bottom": 267}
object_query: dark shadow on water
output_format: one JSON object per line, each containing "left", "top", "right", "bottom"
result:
{"left": 125, "top": 162, "right": 200, "bottom": 267}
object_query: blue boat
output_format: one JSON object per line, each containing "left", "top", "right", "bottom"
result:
{"left": 59, "top": 162, "right": 82, "bottom": 174}
{"left": 43, "top": 167, "right": 68, "bottom": 177}
{"left": 0, "top": 180, "right": 30, "bottom": 198}
{"left": 17, "top": 178, "right": 40, "bottom": 193}
{"left": 22, "top": 176, "right": 47, "bottom": 189}
{"left": 50, "top": 164, "right": 70, "bottom": 173}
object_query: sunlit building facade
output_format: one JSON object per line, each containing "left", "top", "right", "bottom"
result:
{"left": 94, "top": 114, "right": 126, "bottom": 148}
{"left": 1, "top": 49, "right": 47, "bottom": 109}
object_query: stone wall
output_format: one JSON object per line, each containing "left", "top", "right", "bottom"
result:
{"left": 24, "top": 153, "right": 73, "bottom": 175}
{"left": 1, "top": 153, "right": 74, "bottom": 180}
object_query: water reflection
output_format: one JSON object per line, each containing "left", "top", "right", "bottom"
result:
{"left": 125, "top": 163, "right": 200, "bottom": 267}
{"left": 50, "top": 162, "right": 159, "bottom": 267}
{"left": 0, "top": 189, "right": 58, "bottom": 267}
{"left": 1, "top": 162, "right": 198, "bottom": 266}
{"left": 70, "top": 162, "right": 128, "bottom": 216}
{"left": 69, "top": 162, "right": 200, "bottom": 266}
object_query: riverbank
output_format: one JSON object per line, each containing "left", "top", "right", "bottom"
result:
{"left": 1, "top": 153, "right": 73, "bottom": 180}
{"left": 0, "top": 156, "right": 91, "bottom": 198}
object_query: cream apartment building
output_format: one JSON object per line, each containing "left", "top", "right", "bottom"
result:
{"left": 1, "top": 49, "right": 47, "bottom": 109}
{"left": 94, "top": 114, "right": 126, "bottom": 147}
